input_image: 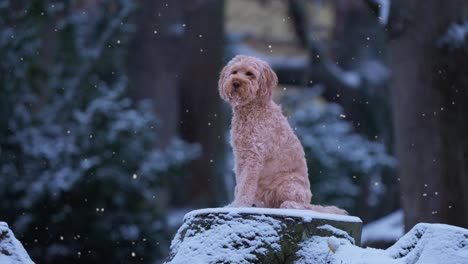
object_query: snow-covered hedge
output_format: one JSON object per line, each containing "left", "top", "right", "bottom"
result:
{"left": 0, "top": 1, "right": 198, "bottom": 262}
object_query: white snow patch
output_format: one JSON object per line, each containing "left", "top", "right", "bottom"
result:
{"left": 0, "top": 222, "right": 35, "bottom": 264}
{"left": 359, "top": 60, "right": 390, "bottom": 86}
{"left": 317, "top": 224, "right": 355, "bottom": 244}
{"left": 386, "top": 223, "right": 468, "bottom": 264}
{"left": 340, "top": 71, "right": 362, "bottom": 88}
{"left": 295, "top": 236, "right": 340, "bottom": 264}
{"left": 333, "top": 242, "right": 398, "bottom": 264}
{"left": 334, "top": 223, "right": 468, "bottom": 264}
{"left": 438, "top": 21, "right": 468, "bottom": 49}
{"left": 297, "top": 235, "right": 398, "bottom": 264}
{"left": 184, "top": 207, "right": 362, "bottom": 223}
{"left": 362, "top": 209, "right": 404, "bottom": 245}
{"left": 298, "top": 223, "right": 468, "bottom": 264}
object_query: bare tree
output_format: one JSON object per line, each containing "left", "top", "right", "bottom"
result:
{"left": 179, "top": 0, "right": 227, "bottom": 206}
{"left": 127, "top": 0, "right": 227, "bottom": 207}
{"left": 386, "top": 0, "right": 468, "bottom": 229}
{"left": 127, "top": 0, "right": 184, "bottom": 147}
{"left": 332, "top": 0, "right": 397, "bottom": 222}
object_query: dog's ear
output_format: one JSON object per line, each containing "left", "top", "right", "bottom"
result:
{"left": 218, "top": 63, "right": 232, "bottom": 101}
{"left": 258, "top": 61, "right": 278, "bottom": 101}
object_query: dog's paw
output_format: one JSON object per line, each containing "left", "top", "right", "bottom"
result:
{"left": 304, "top": 204, "right": 349, "bottom": 215}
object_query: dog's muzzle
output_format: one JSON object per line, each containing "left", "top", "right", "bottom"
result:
{"left": 233, "top": 81, "right": 240, "bottom": 89}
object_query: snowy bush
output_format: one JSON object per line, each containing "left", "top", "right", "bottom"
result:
{"left": 282, "top": 89, "right": 396, "bottom": 213}
{"left": 0, "top": 1, "right": 198, "bottom": 263}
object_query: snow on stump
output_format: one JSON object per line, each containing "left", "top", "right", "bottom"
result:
{"left": 0, "top": 222, "right": 35, "bottom": 264}
{"left": 165, "top": 207, "right": 362, "bottom": 264}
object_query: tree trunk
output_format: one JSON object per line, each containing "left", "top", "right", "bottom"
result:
{"left": 127, "top": 0, "right": 184, "bottom": 147}
{"left": 333, "top": 0, "right": 397, "bottom": 223}
{"left": 179, "top": 0, "right": 227, "bottom": 207}
{"left": 389, "top": 0, "right": 468, "bottom": 230}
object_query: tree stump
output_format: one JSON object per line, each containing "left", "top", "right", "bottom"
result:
{"left": 165, "top": 208, "right": 362, "bottom": 264}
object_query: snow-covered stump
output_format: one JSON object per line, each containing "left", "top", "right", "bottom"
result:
{"left": 165, "top": 208, "right": 362, "bottom": 264}
{"left": 0, "top": 222, "right": 35, "bottom": 264}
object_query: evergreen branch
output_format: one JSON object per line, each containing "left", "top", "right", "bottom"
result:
{"left": 67, "top": 4, "right": 134, "bottom": 96}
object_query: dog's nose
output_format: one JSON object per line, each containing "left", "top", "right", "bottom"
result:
{"left": 233, "top": 81, "right": 240, "bottom": 89}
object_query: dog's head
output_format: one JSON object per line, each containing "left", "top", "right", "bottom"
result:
{"left": 218, "top": 55, "right": 278, "bottom": 106}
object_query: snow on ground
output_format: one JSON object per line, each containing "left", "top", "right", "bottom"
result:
{"left": 362, "top": 210, "right": 404, "bottom": 245}
{"left": 299, "top": 223, "right": 468, "bottom": 264}
{"left": 0, "top": 222, "right": 35, "bottom": 264}
{"left": 296, "top": 235, "right": 397, "bottom": 264}
{"left": 184, "top": 207, "right": 362, "bottom": 223}
{"left": 333, "top": 223, "right": 468, "bottom": 264}
{"left": 385, "top": 223, "right": 468, "bottom": 264}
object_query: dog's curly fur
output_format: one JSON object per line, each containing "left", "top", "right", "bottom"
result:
{"left": 219, "top": 55, "right": 347, "bottom": 215}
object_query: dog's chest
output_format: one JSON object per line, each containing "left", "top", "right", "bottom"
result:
{"left": 230, "top": 115, "right": 268, "bottom": 149}
{"left": 231, "top": 119, "right": 255, "bottom": 147}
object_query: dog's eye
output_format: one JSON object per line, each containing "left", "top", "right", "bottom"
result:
{"left": 246, "top": 71, "right": 254, "bottom": 77}
{"left": 231, "top": 70, "right": 238, "bottom": 74}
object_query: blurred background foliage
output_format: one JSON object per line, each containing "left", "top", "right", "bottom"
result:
{"left": 0, "top": 0, "right": 467, "bottom": 263}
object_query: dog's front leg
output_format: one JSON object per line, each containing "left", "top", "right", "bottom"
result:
{"left": 235, "top": 169, "right": 260, "bottom": 207}
{"left": 229, "top": 151, "right": 264, "bottom": 207}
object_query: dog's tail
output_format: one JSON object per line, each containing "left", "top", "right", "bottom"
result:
{"left": 280, "top": 201, "right": 348, "bottom": 215}
{"left": 306, "top": 204, "right": 348, "bottom": 215}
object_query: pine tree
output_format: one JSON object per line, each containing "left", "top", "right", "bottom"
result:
{"left": 0, "top": 1, "right": 198, "bottom": 263}
{"left": 284, "top": 89, "right": 395, "bottom": 215}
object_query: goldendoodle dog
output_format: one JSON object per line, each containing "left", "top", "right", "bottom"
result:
{"left": 219, "top": 55, "right": 347, "bottom": 215}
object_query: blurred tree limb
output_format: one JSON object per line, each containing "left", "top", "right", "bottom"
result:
{"left": 287, "top": 0, "right": 362, "bottom": 90}
{"left": 363, "top": 0, "right": 412, "bottom": 40}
